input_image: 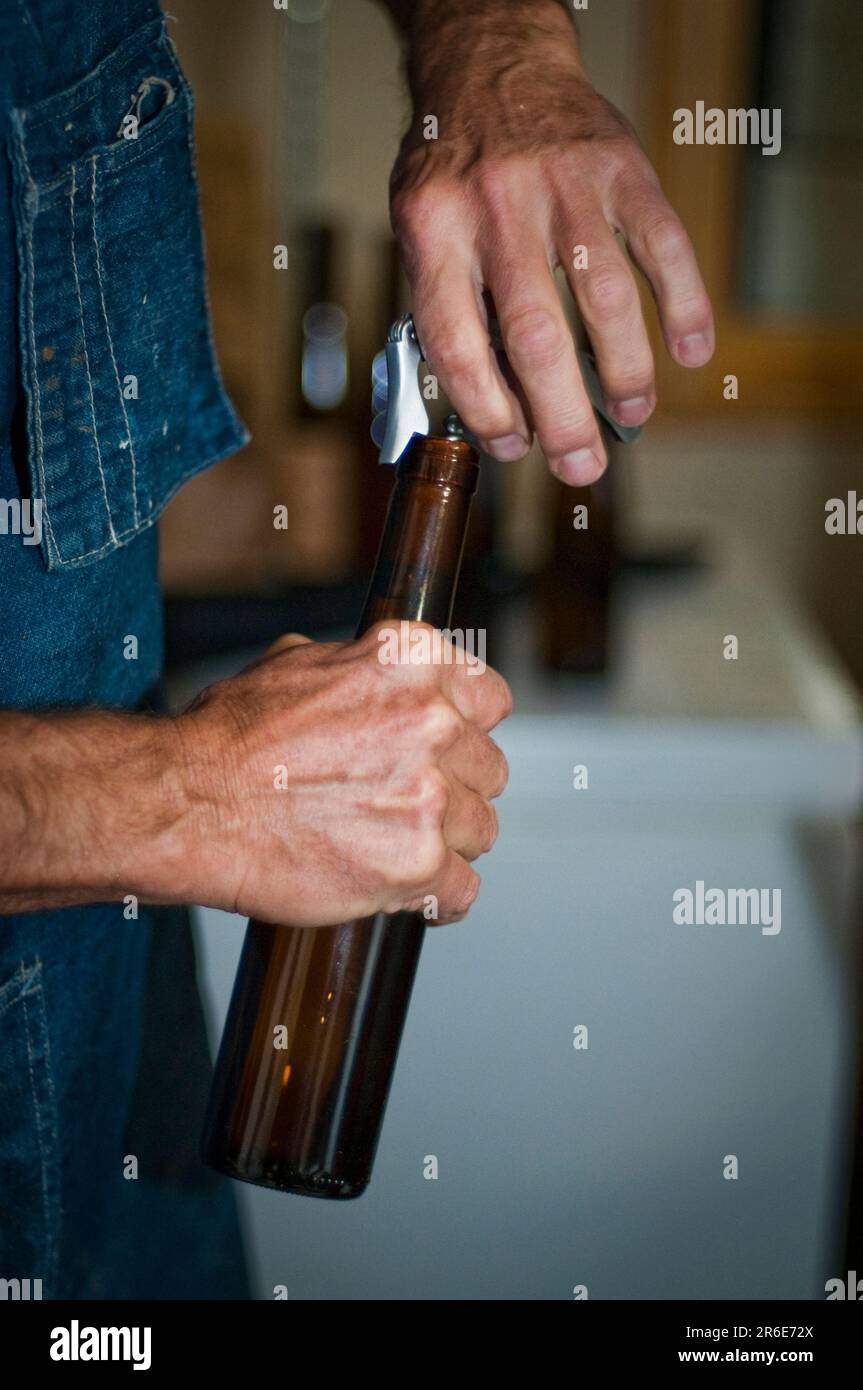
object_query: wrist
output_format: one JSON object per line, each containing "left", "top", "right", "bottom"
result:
{"left": 69, "top": 713, "right": 193, "bottom": 908}
{"left": 403, "top": 0, "right": 580, "bottom": 80}
{"left": 0, "top": 710, "right": 192, "bottom": 911}
{"left": 405, "top": 0, "right": 576, "bottom": 35}
{"left": 124, "top": 714, "right": 216, "bottom": 909}
{"left": 396, "top": 0, "right": 584, "bottom": 158}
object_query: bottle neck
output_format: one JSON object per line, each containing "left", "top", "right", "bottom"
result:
{"left": 356, "top": 437, "right": 480, "bottom": 636}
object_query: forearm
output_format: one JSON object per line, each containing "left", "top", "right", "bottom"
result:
{"left": 0, "top": 710, "right": 188, "bottom": 914}
{"left": 378, "top": 0, "right": 575, "bottom": 33}
{"left": 377, "top": 0, "right": 586, "bottom": 185}
{"left": 377, "top": 0, "right": 579, "bottom": 69}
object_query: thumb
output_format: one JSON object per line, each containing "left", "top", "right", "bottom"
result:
{"left": 264, "top": 632, "right": 314, "bottom": 657}
{"left": 242, "top": 632, "right": 315, "bottom": 675}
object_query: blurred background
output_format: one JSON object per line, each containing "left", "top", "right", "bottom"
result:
{"left": 161, "top": 0, "right": 863, "bottom": 1298}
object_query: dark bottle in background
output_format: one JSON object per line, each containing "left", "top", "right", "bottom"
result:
{"left": 535, "top": 439, "right": 617, "bottom": 675}
{"left": 202, "top": 435, "right": 480, "bottom": 1198}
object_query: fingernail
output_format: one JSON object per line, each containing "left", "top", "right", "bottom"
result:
{"left": 610, "top": 396, "right": 652, "bottom": 426}
{"left": 676, "top": 331, "right": 712, "bottom": 366}
{"left": 486, "top": 433, "right": 529, "bottom": 461}
{"left": 552, "top": 448, "right": 604, "bottom": 486}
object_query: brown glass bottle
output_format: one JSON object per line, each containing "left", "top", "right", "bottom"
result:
{"left": 536, "top": 442, "right": 617, "bottom": 675}
{"left": 202, "top": 435, "right": 479, "bottom": 1198}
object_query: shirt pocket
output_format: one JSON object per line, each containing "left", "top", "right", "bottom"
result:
{"left": 8, "top": 15, "right": 249, "bottom": 571}
{"left": 0, "top": 957, "right": 61, "bottom": 1297}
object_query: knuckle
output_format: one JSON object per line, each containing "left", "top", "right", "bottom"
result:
{"left": 495, "top": 676, "right": 514, "bottom": 721}
{"left": 359, "top": 618, "right": 399, "bottom": 658}
{"left": 476, "top": 800, "right": 499, "bottom": 854}
{"left": 476, "top": 673, "right": 513, "bottom": 728}
{"left": 473, "top": 157, "right": 520, "bottom": 216}
{"left": 676, "top": 291, "right": 713, "bottom": 327}
{"left": 609, "top": 140, "right": 659, "bottom": 197}
{"left": 604, "top": 138, "right": 640, "bottom": 182}
{"left": 374, "top": 856, "right": 402, "bottom": 894}
{"left": 644, "top": 215, "right": 691, "bottom": 264}
{"left": 413, "top": 831, "right": 448, "bottom": 884}
{"left": 503, "top": 305, "right": 567, "bottom": 370}
{"left": 187, "top": 677, "right": 223, "bottom": 710}
{"left": 473, "top": 405, "right": 519, "bottom": 441}
{"left": 389, "top": 191, "right": 414, "bottom": 235}
{"left": 426, "top": 334, "right": 481, "bottom": 387}
{"left": 581, "top": 268, "right": 635, "bottom": 319}
{"left": 604, "top": 353, "right": 655, "bottom": 397}
{"left": 415, "top": 767, "right": 449, "bottom": 825}
{"left": 541, "top": 412, "right": 598, "bottom": 457}
{"left": 417, "top": 694, "right": 462, "bottom": 748}
{"left": 454, "top": 874, "right": 481, "bottom": 915}
{"left": 491, "top": 747, "right": 509, "bottom": 796}
{"left": 390, "top": 185, "right": 441, "bottom": 243}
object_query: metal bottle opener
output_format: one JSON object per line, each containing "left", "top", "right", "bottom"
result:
{"left": 373, "top": 312, "right": 643, "bottom": 466}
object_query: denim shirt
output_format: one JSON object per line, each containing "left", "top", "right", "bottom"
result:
{"left": 8, "top": 2, "right": 247, "bottom": 570}
{"left": 0, "top": 0, "right": 248, "bottom": 1299}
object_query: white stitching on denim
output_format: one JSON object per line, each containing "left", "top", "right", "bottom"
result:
{"left": 69, "top": 162, "right": 118, "bottom": 544}
{"left": 46, "top": 435, "right": 239, "bottom": 567}
{"left": 94, "top": 106, "right": 185, "bottom": 184}
{"left": 0, "top": 962, "right": 34, "bottom": 1018}
{"left": 115, "top": 75, "right": 175, "bottom": 141}
{"left": 13, "top": 33, "right": 244, "bottom": 570}
{"left": 25, "top": 100, "right": 183, "bottom": 201}
{"left": 90, "top": 156, "right": 139, "bottom": 527}
{"left": 18, "top": 126, "right": 155, "bottom": 564}
{"left": 16, "top": 130, "right": 59, "bottom": 558}
{"left": 17, "top": 120, "right": 178, "bottom": 566}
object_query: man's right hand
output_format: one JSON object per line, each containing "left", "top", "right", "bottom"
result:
{"left": 169, "top": 623, "right": 509, "bottom": 926}
{"left": 0, "top": 623, "right": 510, "bottom": 924}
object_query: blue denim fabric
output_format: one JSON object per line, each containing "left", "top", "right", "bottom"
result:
{"left": 0, "top": 0, "right": 249, "bottom": 1299}
{"left": 8, "top": 6, "right": 247, "bottom": 570}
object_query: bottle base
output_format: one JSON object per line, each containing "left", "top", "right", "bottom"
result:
{"left": 204, "top": 1150, "right": 369, "bottom": 1201}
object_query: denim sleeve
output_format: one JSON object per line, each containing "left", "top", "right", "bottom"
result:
{"left": 7, "top": 13, "right": 249, "bottom": 571}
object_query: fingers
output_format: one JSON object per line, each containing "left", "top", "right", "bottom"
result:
{"left": 364, "top": 625, "right": 507, "bottom": 920}
{"left": 421, "top": 848, "right": 480, "bottom": 924}
{"left": 402, "top": 777, "right": 495, "bottom": 922}
{"left": 559, "top": 214, "right": 655, "bottom": 429}
{"left": 485, "top": 243, "right": 608, "bottom": 486}
{"left": 616, "top": 183, "right": 715, "bottom": 368}
{"left": 439, "top": 656, "right": 513, "bottom": 733}
{"left": 264, "top": 633, "right": 313, "bottom": 657}
{"left": 241, "top": 632, "right": 315, "bottom": 674}
{"left": 411, "top": 261, "right": 531, "bottom": 462}
{"left": 465, "top": 165, "right": 605, "bottom": 482}
{"left": 394, "top": 123, "right": 714, "bottom": 484}
{"left": 395, "top": 187, "right": 531, "bottom": 460}
{"left": 442, "top": 773, "right": 499, "bottom": 862}
{"left": 441, "top": 721, "right": 508, "bottom": 799}
{"left": 232, "top": 632, "right": 317, "bottom": 683}
{"left": 359, "top": 621, "right": 512, "bottom": 733}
